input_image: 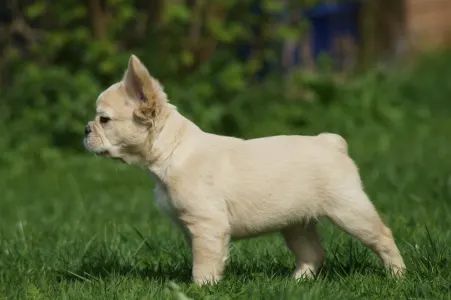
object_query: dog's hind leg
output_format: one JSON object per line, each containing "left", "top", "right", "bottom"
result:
{"left": 281, "top": 221, "right": 325, "bottom": 279}
{"left": 326, "top": 188, "right": 405, "bottom": 276}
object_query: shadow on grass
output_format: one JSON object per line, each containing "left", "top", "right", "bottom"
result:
{"left": 224, "top": 255, "right": 385, "bottom": 283}
{"left": 56, "top": 241, "right": 386, "bottom": 284}
{"left": 56, "top": 244, "right": 192, "bottom": 284}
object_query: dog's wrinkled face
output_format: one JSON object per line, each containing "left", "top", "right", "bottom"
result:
{"left": 84, "top": 55, "right": 167, "bottom": 164}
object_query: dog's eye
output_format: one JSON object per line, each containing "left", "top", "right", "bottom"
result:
{"left": 100, "top": 116, "right": 111, "bottom": 124}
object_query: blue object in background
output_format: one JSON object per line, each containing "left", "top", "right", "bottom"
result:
{"left": 188, "top": 0, "right": 361, "bottom": 77}
{"left": 305, "top": 1, "right": 361, "bottom": 61}
{"left": 249, "top": 1, "right": 362, "bottom": 74}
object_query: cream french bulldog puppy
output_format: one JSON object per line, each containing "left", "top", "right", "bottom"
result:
{"left": 84, "top": 54, "right": 405, "bottom": 285}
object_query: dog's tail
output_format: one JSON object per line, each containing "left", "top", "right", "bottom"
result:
{"left": 317, "top": 133, "right": 348, "bottom": 155}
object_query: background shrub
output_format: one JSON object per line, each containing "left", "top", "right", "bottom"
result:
{"left": 0, "top": 0, "right": 450, "bottom": 168}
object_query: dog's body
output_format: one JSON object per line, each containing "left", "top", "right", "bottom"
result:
{"left": 84, "top": 55, "right": 405, "bottom": 285}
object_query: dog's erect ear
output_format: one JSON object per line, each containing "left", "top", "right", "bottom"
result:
{"left": 123, "top": 54, "right": 167, "bottom": 105}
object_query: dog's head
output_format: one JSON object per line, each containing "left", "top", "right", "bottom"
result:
{"left": 83, "top": 54, "right": 168, "bottom": 164}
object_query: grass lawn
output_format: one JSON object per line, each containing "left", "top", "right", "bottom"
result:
{"left": 1, "top": 106, "right": 451, "bottom": 299}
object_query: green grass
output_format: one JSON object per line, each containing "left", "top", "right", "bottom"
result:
{"left": 2, "top": 94, "right": 451, "bottom": 298}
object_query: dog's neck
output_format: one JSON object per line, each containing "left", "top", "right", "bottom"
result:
{"left": 144, "top": 104, "right": 201, "bottom": 182}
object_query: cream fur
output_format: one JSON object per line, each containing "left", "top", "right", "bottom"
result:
{"left": 84, "top": 54, "right": 406, "bottom": 285}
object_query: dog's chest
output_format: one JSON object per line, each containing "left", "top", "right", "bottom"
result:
{"left": 151, "top": 177, "right": 191, "bottom": 240}
{"left": 148, "top": 172, "right": 179, "bottom": 218}
{"left": 154, "top": 183, "right": 176, "bottom": 217}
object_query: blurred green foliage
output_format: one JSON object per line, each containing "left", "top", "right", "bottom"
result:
{"left": 1, "top": 0, "right": 451, "bottom": 171}
{"left": 1, "top": 0, "right": 312, "bottom": 149}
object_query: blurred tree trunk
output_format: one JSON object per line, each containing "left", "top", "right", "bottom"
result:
{"left": 189, "top": 1, "right": 227, "bottom": 65}
{"left": 359, "top": 0, "right": 406, "bottom": 68}
{"left": 146, "top": 0, "right": 164, "bottom": 28}
{"left": 87, "top": 0, "right": 107, "bottom": 40}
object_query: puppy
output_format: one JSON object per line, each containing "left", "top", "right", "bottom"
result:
{"left": 84, "top": 54, "right": 405, "bottom": 285}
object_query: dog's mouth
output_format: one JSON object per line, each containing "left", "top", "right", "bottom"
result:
{"left": 86, "top": 147, "right": 109, "bottom": 156}
{"left": 96, "top": 149, "right": 124, "bottom": 162}
{"left": 96, "top": 150, "right": 111, "bottom": 157}
{"left": 85, "top": 144, "right": 125, "bottom": 162}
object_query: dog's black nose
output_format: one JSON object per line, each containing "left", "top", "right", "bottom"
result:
{"left": 84, "top": 125, "right": 92, "bottom": 136}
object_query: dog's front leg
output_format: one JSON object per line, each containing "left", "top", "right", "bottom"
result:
{"left": 187, "top": 222, "right": 230, "bottom": 285}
